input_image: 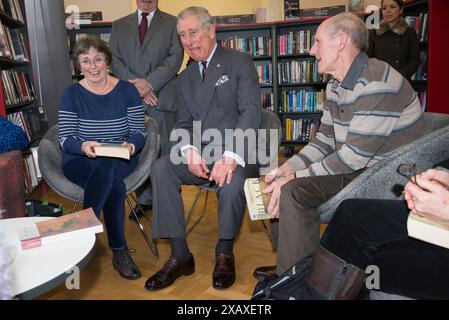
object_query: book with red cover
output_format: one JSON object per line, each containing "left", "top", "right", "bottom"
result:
{"left": 18, "top": 208, "right": 103, "bottom": 250}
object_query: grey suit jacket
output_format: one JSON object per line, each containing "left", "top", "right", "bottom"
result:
{"left": 109, "top": 9, "right": 183, "bottom": 112}
{"left": 176, "top": 46, "right": 262, "bottom": 163}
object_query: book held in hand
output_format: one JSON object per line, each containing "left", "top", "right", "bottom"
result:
{"left": 18, "top": 208, "right": 103, "bottom": 250}
{"left": 93, "top": 143, "right": 130, "bottom": 160}
{"left": 407, "top": 210, "right": 449, "bottom": 249}
{"left": 244, "top": 177, "right": 271, "bottom": 220}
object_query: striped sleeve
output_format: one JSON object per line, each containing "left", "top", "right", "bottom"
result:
{"left": 58, "top": 90, "right": 84, "bottom": 155}
{"left": 287, "top": 104, "right": 336, "bottom": 172}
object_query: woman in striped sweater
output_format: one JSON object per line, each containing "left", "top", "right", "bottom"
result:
{"left": 59, "top": 36, "right": 146, "bottom": 280}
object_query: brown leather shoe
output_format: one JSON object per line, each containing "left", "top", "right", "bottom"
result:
{"left": 144, "top": 255, "right": 195, "bottom": 291}
{"left": 212, "top": 253, "right": 235, "bottom": 289}
{"left": 253, "top": 265, "right": 278, "bottom": 281}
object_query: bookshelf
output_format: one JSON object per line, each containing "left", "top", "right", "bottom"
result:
{"left": 0, "top": 0, "right": 47, "bottom": 197}
{"left": 216, "top": 18, "right": 327, "bottom": 156}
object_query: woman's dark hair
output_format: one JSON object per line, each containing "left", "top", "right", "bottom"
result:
{"left": 381, "top": 0, "right": 404, "bottom": 9}
{"left": 73, "top": 35, "right": 112, "bottom": 72}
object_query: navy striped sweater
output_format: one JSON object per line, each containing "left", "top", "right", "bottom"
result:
{"left": 58, "top": 80, "right": 145, "bottom": 165}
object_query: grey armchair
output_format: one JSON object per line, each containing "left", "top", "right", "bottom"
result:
{"left": 318, "top": 112, "right": 449, "bottom": 223}
{"left": 38, "top": 119, "right": 160, "bottom": 257}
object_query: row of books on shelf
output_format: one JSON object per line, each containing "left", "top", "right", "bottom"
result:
{"left": 1, "top": 69, "right": 34, "bottom": 105}
{"left": 278, "top": 30, "right": 314, "bottom": 56}
{"left": 218, "top": 36, "right": 272, "bottom": 58}
{"left": 22, "top": 146, "right": 41, "bottom": 193}
{"left": 278, "top": 60, "right": 329, "bottom": 84}
{"left": 411, "top": 51, "right": 427, "bottom": 81}
{"left": 284, "top": 118, "right": 316, "bottom": 143}
{"left": 6, "top": 106, "right": 48, "bottom": 142}
{"left": 279, "top": 89, "right": 325, "bottom": 113}
{"left": 0, "top": 20, "right": 29, "bottom": 61}
{"left": 405, "top": 13, "right": 428, "bottom": 43}
{"left": 256, "top": 63, "right": 272, "bottom": 85}
{"left": 261, "top": 92, "right": 274, "bottom": 111}
{"left": 0, "top": 0, "right": 24, "bottom": 23}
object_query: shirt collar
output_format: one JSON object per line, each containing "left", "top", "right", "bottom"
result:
{"left": 198, "top": 43, "right": 218, "bottom": 69}
{"left": 137, "top": 9, "right": 155, "bottom": 22}
{"left": 339, "top": 51, "right": 369, "bottom": 90}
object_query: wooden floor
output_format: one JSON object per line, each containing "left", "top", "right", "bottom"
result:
{"left": 37, "top": 185, "right": 277, "bottom": 300}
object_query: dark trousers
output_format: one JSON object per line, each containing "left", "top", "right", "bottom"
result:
{"left": 322, "top": 199, "right": 449, "bottom": 299}
{"left": 276, "top": 171, "right": 362, "bottom": 274}
{"left": 151, "top": 154, "right": 258, "bottom": 240}
{"left": 62, "top": 156, "right": 138, "bottom": 249}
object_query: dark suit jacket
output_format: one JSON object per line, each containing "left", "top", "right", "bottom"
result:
{"left": 175, "top": 46, "right": 261, "bottom": 163}
{"left": 109, "top": 9, "right": 183, "bottom": 112}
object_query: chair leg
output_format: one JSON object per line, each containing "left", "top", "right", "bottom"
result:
{"left": 185, "top": 188, "right": 209, "bottom": 235}
{"left": 125, "top": 196, "right": 159, "bottom": 258}
{"left": 260, "top": 220, "right": 272, "bottom": 243}
{"left": 127, "top": 193, "right": 149, "bottom": 221}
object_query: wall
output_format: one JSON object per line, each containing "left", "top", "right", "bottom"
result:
{"left": 63, "top": 0, "right": 131, "bottom": 21}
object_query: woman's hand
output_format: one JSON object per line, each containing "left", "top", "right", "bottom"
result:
{"left": 121, "top": 142, "right": 135, "bottom": 156}
{"left": 81, "top": 141, "right": 101, "bottom": 158}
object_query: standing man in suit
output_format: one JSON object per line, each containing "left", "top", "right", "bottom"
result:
{"left": 144, "top": 6, "right": 261, "bottom": 291}
{"left": 109, "top": 0, "right": 183, "bottom": 215}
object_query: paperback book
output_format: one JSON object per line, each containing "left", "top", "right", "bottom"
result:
{"left": 244, "top": 177, "right": 271, "bottom": 220}
{"left": 93, "top": 143, "right": 130, "bottom": 160}
{"left": 18, "top": 208, "right": 103, "bottom": 250}
{"left": 407, "top": 210, "right": 449, "bottom": 249}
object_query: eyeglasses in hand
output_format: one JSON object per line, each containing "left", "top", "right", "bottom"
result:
{"left": 397, "top": 163, "right": 421, "bottom": 187}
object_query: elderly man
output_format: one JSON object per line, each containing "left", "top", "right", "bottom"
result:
{"left": 254, "top": 12, "right": 425, "bottom": 281}
{"left": 144, "top": 7, "right": 261, "bottom": 291}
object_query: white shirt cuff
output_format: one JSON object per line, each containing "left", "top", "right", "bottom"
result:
{"left": 180, "top": 145, "right": 199, "bottom": 157}
{"left": 223, "top": 151, "right": 245, "bottom": 167}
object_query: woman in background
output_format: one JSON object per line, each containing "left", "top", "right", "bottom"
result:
{"left": 367, "top": 0, "right": 420, "bottom": 80}
{"left": 59, "top": 36, "right": 146, "bottom": 280}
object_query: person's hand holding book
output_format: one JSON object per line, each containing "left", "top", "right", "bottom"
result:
{"left": 81, "top": 140, "right": 101, "bottom": 158}
{"left": 262, "top": 163, "right": 295, "bottom": 218}
{"left": 404, "top": 168, "right": 449, "bottom": 222}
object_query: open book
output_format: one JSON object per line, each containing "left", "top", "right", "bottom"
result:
{"left": 93, "top": 143, "right": 130, "bottom": 160}
{"left": 407, "top": 211, "right": 449, "bottom": 249}
{"left": 18, "top": 208, "right": 103, "bottom": 250}
{"left": 244, "top": 177, "right": 271, "bottom": 220}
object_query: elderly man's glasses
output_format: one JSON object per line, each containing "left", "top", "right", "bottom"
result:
{"left": 397, "top": 163, "right": 420, "bottom": 187}
{"left": 80, "top": 56, "right": 106, "bottom": 66}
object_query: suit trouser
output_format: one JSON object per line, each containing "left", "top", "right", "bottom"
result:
{"left": 276, "top": 171, "right": 362, "bottom": 275}
{"left": 62, "top": 156, "right": 138, "bottom": 249}
{"left": 151, "top": 154, "right": 258, "bottom": 239}
{"left": 321, "top": 198, "right": 449, "bottom": 299}
{"left": 136, "top": 107, "right": 177, "bottom": 205}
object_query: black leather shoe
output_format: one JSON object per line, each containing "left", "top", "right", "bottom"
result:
{"left": 129, "top": 204, "right": 151, "bottom": 219}
{"left": 112, "top": 247, "right": 141, "bottom": 280}
{"left": 212, "top": 253, "right": 235, "bottom": 289}
{"left": 253, "top": 265, "right": 278, "bottom": 281}
{"left": 145, "top": 255, "right": 195, "bottom": 291}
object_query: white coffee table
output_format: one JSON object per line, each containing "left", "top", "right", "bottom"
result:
{"left": 0, "top": 216, "right": 96, "bottom": 299}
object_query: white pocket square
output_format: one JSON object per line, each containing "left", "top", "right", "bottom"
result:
{"left": 215, "top": 75, "right": 229, "bottom": 87}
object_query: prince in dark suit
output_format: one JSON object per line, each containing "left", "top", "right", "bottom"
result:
{"left": 109, "top": 0, "right": 183, "bottom": 210}
{"left": 144, "top": 7, "right": 262, "bottom": 291}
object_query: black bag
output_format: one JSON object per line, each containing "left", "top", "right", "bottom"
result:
{"left": 25, "top": 199, "right": 64, "bottom": 217}
{"left": 252, "top": 255, "right": 312, "bottom": 300}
